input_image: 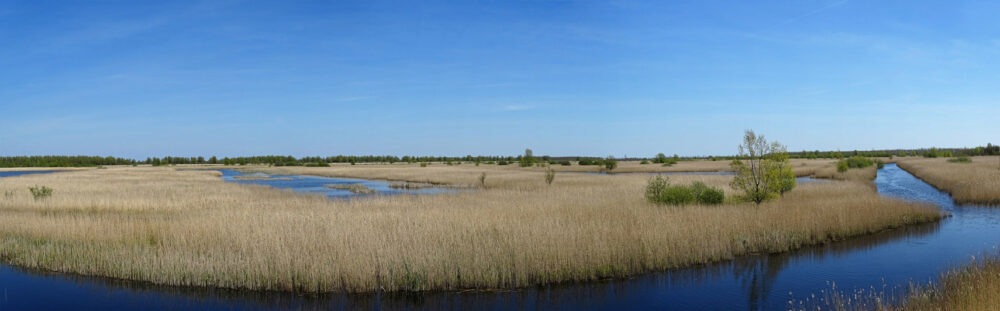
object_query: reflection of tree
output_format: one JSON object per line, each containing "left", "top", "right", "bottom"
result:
{"left": 3, "top": 221, "right": 941, "bottom": 310}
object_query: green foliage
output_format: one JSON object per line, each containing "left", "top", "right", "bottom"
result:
{"left": 420, "top": 162, "right": 429, "bottom": 167}
{"left": 653, "top": 153, "right": 668, "bottom": 164}
{"left": 544, "top": 168, "right": 556, "bottom": 185}
{"left": 559, "top": 160, "right": 571, "bottom": 166}
{"left": 29, "top": 185, "right": 52, "bottom": 200}
{"left": 0, "top": 156, "right": 137, "bottom": 167}
{"left": 603, "top": 156, "right": 618, "bottom": 171}
{"left": 645, "top": 176, "right": 724, "bottom": 205}
{"left": 578, "top": 158, "right": 602, "bottom": 166}
{"left": 640, "top": 160, "right": 649, "bottom": 164}
{"left": 691, "top": 182, "right": 725, "bottom": 204}
{"left": 948, "top": 156, "right": 972, "bottom": 163}
{"left": 519, "top": 149, "right": 536, "bottom": 167}
{"left": 730, "top": 130, "right": 795, "bottom": 204}
{"left": 836, "top": 161, "right": 849, "bottom": 173}
{"left": 303, "top": 162, "right": 330, "bottom": 167}
{"left": 924, "top": 148, "right": 941, "bottom": 158}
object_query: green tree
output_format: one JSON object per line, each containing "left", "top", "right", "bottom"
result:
{"left": 603, "top": 155, "right": 618, "bottom": 171}
{"left": 654, "top": 153, "right": 668, "bottom": 164}
{"left": 729, "top": 130, "right": 794, "bottom": 204}
{"left": 519, "top": 148, "right": 535, "bottom": 167}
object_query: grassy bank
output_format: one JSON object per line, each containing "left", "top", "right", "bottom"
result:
{"left": 896, "top": 156, "right": 1000, "bottom": 205}
{"left": 0, "top": 166, "right": 941, "bottom": 293}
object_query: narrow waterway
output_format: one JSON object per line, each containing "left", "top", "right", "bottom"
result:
{"left": 1, "top": 164, "right": 997, "bottom": 310}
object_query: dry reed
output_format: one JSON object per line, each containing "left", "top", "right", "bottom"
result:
{"left": 896, "top": 156, "right": 1000, "bottom": 205}
{"left": 0, "top": 166, "right": 941, "bottom": 293}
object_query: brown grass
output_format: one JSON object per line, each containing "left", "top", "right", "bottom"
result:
{"left": 0, "top": 165, "right": 941, "bottom": 293}
{"left": 896, "top": 156, "right": 1000, "bottom": 205}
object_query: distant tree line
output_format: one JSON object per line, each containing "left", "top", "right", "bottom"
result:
{"left": 0, "top": 156, "right": 137, "bottom": 167}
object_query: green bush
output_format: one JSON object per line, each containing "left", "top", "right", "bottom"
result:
{"left": 836, "top": 161, "right": 849, "bottom": 173}
{"left": 304, "top": 162, "right": 330, "bottom": 167}
{"left": 29, "top": 185, "right": 52, "bottom": 200}
{"left": 690, "top": 182, "right": 725, "bottom": 205}
{"left": 559, "top": 160, "right": 571, "bottom": 166}
{"left": 948, "top": 156, "right": 972, "bottom": 163}
{"left": 645, "top": 177, "right": 724, "bottom": 206}
{"left": 644, "top": 176, "right": 670, "bottom": 202}
{"left": 640, "top": 160, "right": 649, "bottom": 164}
{"left": 603, "top": 156, "right": 618, "bottom": 171}
{"left": 659, "top": 185, "right": 695, "bottom": 205}
{"left": 544, "top": 168, "right": 555, "bottom": 185}
{"left": 837, "top": 156, "right": 875, "bottom": 172}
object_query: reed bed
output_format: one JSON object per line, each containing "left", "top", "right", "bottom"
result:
{"left": 896, "top": 156, "right": 1000, "bottom": 205}
{"left": 0, "top": 166, "right": 941, "bottom": 293}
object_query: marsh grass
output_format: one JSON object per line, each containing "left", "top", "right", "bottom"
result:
{"left": 897, "top": 156, "right": 1000, "bottom": 205}
{"left": 0, "top": 166, "right": 941, "bottom": 293}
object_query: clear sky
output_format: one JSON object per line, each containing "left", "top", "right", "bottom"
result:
{"left": 1, "top": 1, "right": 998, "bottom": 159}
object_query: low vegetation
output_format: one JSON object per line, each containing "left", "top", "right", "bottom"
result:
{"left": 325, "top": 183, "right": 376, "bottom": 194}
{"left": 645, "top": 176, "right": 724, "bottom": 205}
{"left": 947, "top": 156, "right": 972, "bottom": 163}
{"left": 28, "top": 185, "right": 53, "bottom": 200}
{"left": 895, "top": 157, "right": 1000, "bottom": 205}
{"left": 0, "top": 165, "right": 940, "bottom": 293}
{"left": 544, "top": 168, "right": 555, "bottom": 185}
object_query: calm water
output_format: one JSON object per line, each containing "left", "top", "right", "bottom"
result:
{"left": 0, "top": 170, "right": 61, "bottom": 178}
{"left": 1, "top": 164, "right": 998, "bottom": 310}
{"left": 216, "top": 169, "right": 457, "bottom": 198}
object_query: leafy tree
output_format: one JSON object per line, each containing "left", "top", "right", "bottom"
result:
{"left": 729, "top": 130, "right": 794, "bottom": 204}
{"left": 654, "top": 153, "right": 668, "bottom": 164}
{"left": 603, "top": 155, "right": 618, "bottom": 171}
{"left": 519, "top": 149, "right": 535, "bottom": 167}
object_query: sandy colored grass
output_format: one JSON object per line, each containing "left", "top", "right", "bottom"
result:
{"left": 896, "top": 156, "right": 1000, "bottom": 205}
{"left": 0, "top": 166, "right": 940, "bottom": 293}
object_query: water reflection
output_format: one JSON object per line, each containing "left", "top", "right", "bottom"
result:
{"left": 215, "top": 169, "right": 458, "bottom": 198}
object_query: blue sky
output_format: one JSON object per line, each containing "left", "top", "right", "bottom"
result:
{"left": 1, "top": 1, "right": 998, "bottom": 158}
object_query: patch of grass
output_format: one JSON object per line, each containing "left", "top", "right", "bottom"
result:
{"left": 947, "top": 156, "right": 972, "bottom": 163}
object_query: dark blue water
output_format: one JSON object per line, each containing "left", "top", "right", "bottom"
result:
{"left": 1, "top": 164, "right": 997, "bottom": 310}
{"left": 0, "top": 170, "right": 61, "bottom": 178}
{"left": 216, "top": 169, "right": 457, "bottom": 198}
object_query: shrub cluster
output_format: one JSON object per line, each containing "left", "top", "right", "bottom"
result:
{"left": 29, "top": 185, "right": 53, "bottom": 200}
{"left": 948, "top": 156, "right": 972, "bottom": 163}
{"left": 837, "top": 156, "right": 876, "bottom": 172}
{"left": 645, "top": 176, "right": 724, "bottom": 205}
